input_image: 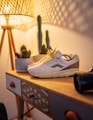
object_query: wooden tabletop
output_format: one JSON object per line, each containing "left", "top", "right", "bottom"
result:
{"left": 6, "top": 70, "right": 93, "bottom": 107}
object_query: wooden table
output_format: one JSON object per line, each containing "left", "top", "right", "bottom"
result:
{"left": 6, "top": 70, "right": 93, "bottom": 120}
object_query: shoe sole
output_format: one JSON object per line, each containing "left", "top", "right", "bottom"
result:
{"left": 31, "top": 68, "right": 79, "bottom": 78}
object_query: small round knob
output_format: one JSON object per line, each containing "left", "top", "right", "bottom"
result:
{"left": 64, "top": 110, "right": 81, "bottom": 120}
{"left": 10, "top": 81, "right": 15, "bottom": 88}
{"left": 29, "top": 93, "right": 35, "bottom": 98}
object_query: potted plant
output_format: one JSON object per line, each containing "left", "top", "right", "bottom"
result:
{"left": 15, "top": 45, "right": 32, "bottom": 72}
{"left": 37, "top": 15, "right": 52, "bottom": 54}
{"left": 33, "top": 15, "right": 52, "bottom": 62}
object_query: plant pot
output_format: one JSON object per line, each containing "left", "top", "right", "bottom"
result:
{"left": 15, "top": 58, "right": 33, "bottom": 72}
{"left": 32, "top": 54, "right": 45, "bottom": 62}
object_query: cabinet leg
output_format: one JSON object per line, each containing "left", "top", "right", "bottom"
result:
{"left": 17, "top": 96, "right": 24, "bottom": 120}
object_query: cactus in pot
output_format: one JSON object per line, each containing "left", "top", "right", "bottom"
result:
{"left": 40, "top": 30, "right": 52, "bottom": 54}
{"left": 37, "top": 15, "right": 52, "bottom": 54}
{"left": 15, "top": 45, "right": 32, "bottom": 72}
{"left": 15, "top": 45, "right": 31, "bottom": 58}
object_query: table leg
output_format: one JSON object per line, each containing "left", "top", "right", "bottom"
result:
{"left": 17, "top": 96, "right": 24, "bottom": 120}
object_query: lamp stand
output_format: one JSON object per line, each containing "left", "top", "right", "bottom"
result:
{"left": 0, "top": 26, "right": 32, "bottom": 118}
{"left": 0, "top": 26, "right": 16, "bottom": 70}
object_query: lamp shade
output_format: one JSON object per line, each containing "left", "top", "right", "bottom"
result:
{"left": 0, "top": 0, "right": 34, "bottom": 26}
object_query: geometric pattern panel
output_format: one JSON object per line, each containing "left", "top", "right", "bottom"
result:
{"left": 22, "top": 81, "right": 50, "bottom": 115}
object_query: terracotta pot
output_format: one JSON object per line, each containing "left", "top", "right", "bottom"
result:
{"left": 15, "top": 58, "right": 33, "bottom": 72}
{"left": 32, "top": 54, "right": 45, "bottom": 62}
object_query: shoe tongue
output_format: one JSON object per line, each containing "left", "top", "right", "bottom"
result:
{"left": 52, "top": 51, "right": 62, "bottom": 58}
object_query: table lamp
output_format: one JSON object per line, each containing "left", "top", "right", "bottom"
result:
{"left": 0, "top": 0, "right": 34, "bottom": 70}
{"left": 0, "top": 1, "right": 34, "bottom": 117}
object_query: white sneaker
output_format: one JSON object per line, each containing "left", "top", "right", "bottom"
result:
{"left": 28, "top": 51, "right": 79, "bottom": 78}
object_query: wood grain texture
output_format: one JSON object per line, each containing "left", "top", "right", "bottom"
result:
{"left": 6, "top": 70, "right": 93, "bottom": 108}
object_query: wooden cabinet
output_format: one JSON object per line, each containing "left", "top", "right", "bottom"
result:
{"left": 6, "top": 70, "right": 93, "bottom": 120}
{"left": 50, "top": 93, "right": 93, "bottom": 120}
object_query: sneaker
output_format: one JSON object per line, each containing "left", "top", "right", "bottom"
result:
{"left": 27, "top": 51, "right": 79, "bottom": 78}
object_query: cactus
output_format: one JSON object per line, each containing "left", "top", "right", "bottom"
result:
{"left": 40, "top": 44, "right": 47, "bottom": 54}
{"left": 37, "top": 15, "right": 52, "bottom": 54}
{"left": 37, "top": 15, "right": 42, "bottom": 54}
{"left": 15, "top": 45, "right": 31, "bottom": 58}
{"left": 46, "top": 30, "right": 52, "bottom": 50}
{"left": 46, "top": 30, "right": 49, "bottom": 49}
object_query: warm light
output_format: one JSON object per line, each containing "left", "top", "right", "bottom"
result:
{"left": 0, "top": 0, "right": 34, "bottom": 69}
{"left": 4, "top": 5, "right": 10, "bottom": 13}
{"left": 0, "top": 15, "right": 33, "bottom": 26}
{"left": 0, "top": 0, "right": 34, "bottom": 26}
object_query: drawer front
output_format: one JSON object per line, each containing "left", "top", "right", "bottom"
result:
{"left": 6, "top": 74, "right": 21, "bottom": 96}
{"left": 22, "top": 81, "right": 49, "bottom": 114}
{"left": 50, "top": 93, "right": 93, "bottom": 120}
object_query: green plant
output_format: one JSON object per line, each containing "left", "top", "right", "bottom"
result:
{"left": 40, "top": 30, "right": 52, "bottom": 54}
{"left": 45, "top": 30, "right": 52, "bottom": 50}
{"left": 37, "top": 15, "right": 42, "bottom": 54}
{"left": 15, "top": 45, "right": 31, "bottom": 58}
{"left": 37, "top": 15, "right": 52, "bottom": 54}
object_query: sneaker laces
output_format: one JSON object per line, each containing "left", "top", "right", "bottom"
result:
{"left": 28, "top": 49, "right": 56, "bottom": 68}
{"left": 42, "top": 51, "right": 74, "bottom": 64}
{"left": 37, "top": 49, "right": 56, "bottom": 63}
{"left": 42, "top": 50, "right": 62, "bottom": 64}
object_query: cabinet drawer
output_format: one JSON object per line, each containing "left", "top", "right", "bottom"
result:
{"left": 6, "top": 74, "right": 21, "bottom": 96}
{"left": 50, "top": 93, "right": 93, "bottom": 120}
{"left": 22, "top": 81, "right": 49, "bottom": 114}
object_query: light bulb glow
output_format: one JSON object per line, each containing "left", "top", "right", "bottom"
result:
{"left": 4, "top": 6, "right": 10, "bottom": 13}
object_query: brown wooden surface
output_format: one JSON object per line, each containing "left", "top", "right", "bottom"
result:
{"left": 6, "top": 70, "right": 93, "bottom": 108}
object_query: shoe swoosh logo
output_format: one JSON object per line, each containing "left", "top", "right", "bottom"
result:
{"left": 52, "top": 64, "right": 64, "bottom": 68}
{"left": 51, "top": 62, "right": 79, "bottom": 70}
